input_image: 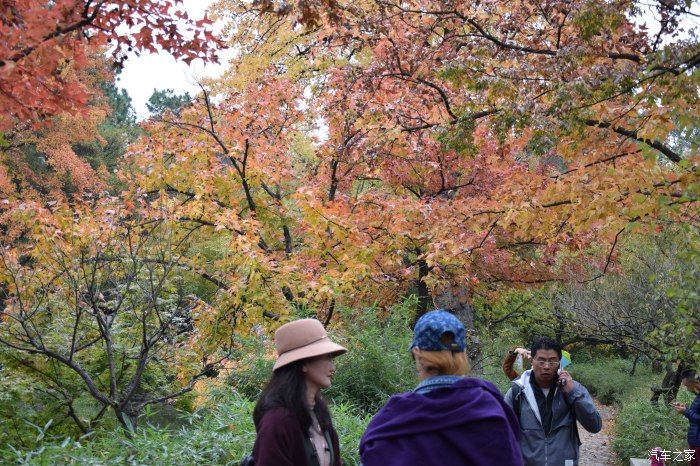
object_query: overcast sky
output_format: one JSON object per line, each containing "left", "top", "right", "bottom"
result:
{"left": 117, "top": 0, "right": 225, "bottom": 119}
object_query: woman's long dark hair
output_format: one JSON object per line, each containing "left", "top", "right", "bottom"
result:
{"left": 253, "top": 358, "right": 333, "bottom": 433}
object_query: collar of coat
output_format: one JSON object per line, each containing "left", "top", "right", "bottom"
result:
{"left": 513, "top": 369, "right": 561, "bottom": 426}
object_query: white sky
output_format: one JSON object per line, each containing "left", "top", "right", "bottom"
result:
{"left": 117, "top": 0, "right": 224, "bottom": 119}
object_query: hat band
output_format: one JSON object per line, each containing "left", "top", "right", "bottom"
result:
{"left": 279, "top": 335, "right": 328, "bottom": 355}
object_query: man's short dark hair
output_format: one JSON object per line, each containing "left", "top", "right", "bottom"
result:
{"left": 531, "top": 337, "right": 562, "bottom": 360}
{"left": 681, "top": 368, "right": 698, "bottom": 380}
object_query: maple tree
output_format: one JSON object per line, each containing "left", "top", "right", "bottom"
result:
{"left": 0, "top": 56, "right": 138, "bottom": 233}
{"left": 0, "top": 1, "right": 225, "bottom": 433}
{"left": 72, "top": 76, "right": 141, "bottom": 186}
{"left": 0, "top": 200, "right": 226, "bottom": 431}
{"left": 0, "top": 0, "right": 220, "bottom": 131}
{"left": 0, "top": 1, "right": 222, "bottom": 210}
{"left": 130, "top": 0, "right": 697, "bottom": 327}
{"left": 127, "top": 74, "right": 309, "bottom": 323}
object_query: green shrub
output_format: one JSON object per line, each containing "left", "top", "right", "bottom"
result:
{"left": 612, "top": 387, "right": 694, "bottom": 465}
{"left": 2, "top": 389, "right": 370, "bottom": 466}
{"left": 324, "top": 303, "right": 416, "bottom": 414}
{"left": 331, "top": 403, "right": 372, "bottom": 466}
{"left": 569, "top": 358, "right": 652, "bottom": 405}
{"left": 2, "top": 393, "right": 257, "bottom": 465}
{"left": 226, "top": 334, "right": 275, "bottom": 400}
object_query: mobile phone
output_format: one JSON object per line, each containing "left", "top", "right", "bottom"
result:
{"left": 557, "top": 368, "right": 566, "bottom": 387}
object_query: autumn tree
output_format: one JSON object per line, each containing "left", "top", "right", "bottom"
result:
{"left": 0, "top": 200, "right": 226, "bottom": 432}
{"left": 127, "top": 74, "right": 311, "bottom": 327}
{"left": 0, "top": 1, "right": 222, "bottom": 207}
{"left": 69, "top": 73, "right": 143, "bottom": 193}
{"left": 0, "top": 2, "right": 226, "bottom": 436}
{"left": 180, "top": 0, "right": 698, "bottom": 322}
{"left": 0, "top": 0, "right": 220, "bottom": 131}
{"left": 109, "top": 0, "right": 700, "bottom": 359}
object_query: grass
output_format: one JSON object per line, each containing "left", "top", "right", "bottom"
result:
{"left": 568, "top": 358, "right": 653, "bottom": 405}
{"left": 2, "top": 390, "right": 371, "bottom": 466}
{"left": 612, "top": 385, "right": 694, "bottom": 465}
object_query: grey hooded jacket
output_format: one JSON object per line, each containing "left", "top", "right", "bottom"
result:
{"left": 504, "top": 370, "right": 602, "bottom": 466}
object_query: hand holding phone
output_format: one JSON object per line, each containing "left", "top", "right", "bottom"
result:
{"left": 672, "top": 402, "right": 686, "bottom": 413}
{"left": 557, "top": 369, "right": 574, "bottom": 393}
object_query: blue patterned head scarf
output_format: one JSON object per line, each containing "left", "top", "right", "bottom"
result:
{"left": 410, "top": 309, "right": 466, "bottom": 352}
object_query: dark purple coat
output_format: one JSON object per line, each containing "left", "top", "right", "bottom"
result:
{"left": 252, "top": 407, "right": 342, "bottom": 466}
{"left": 359, "top": 377, "right": 523, "bottom": 466}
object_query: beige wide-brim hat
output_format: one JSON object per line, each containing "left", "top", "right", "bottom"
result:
{"left": 273, "top": 318, "right": 347, "bottom": 371}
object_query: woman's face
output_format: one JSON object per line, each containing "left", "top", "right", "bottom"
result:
{"left": 303, "top": 355, "right": 336, "bottom": 390}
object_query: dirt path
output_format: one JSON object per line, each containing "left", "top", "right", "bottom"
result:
{"left": 578, "top": 399, "right": 619, "bottom": 466}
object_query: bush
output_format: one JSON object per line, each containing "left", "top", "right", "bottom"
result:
{"left": 2, "top": 389, "right": 371, "bottom": 466}
{"left": 324, "top": 302, "right": 416, "bottom": 414}
{"left": 226, "top": 334, "right": 275, "bottom": 400}
{"left": 569, "top": 358, "right": 652, "bottom": 405}
{"left": 612, "top": 387, "right": 694, "bottom": 465}
{"left": 331, "top": 403, "right": 372, "bottom": 466}
{"left": 2, "top": 393, "right": 256, "bottom": 465}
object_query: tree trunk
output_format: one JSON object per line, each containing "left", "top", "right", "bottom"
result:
{"left": 554, "top": 306, "right": 565, "bottom": 345}
{"left": 433, "top": 285, "right": 483, "bottom": 374}
{"left": 115, "top": 387, "right": 149, "bottom": 434}
{"left": 665, "top": 360, "right": 685, "bottom": 404}
{"left": 114, "top": 406, "right": 139, "bottom": 435}
{"left": 650, "top": 360, "right": 685, "bottom": 404}
{"left": 412, "top": 258, "right": 431, "bottom": 325}
{"left": 630, "top": 353, "right": 641, "bottom": 376}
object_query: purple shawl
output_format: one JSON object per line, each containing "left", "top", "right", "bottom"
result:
{"left": 359, "top": 377, "right": 523, "bottom": 466}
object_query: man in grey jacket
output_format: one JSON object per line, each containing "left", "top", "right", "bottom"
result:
{"left": 505, "top": 337, "right": 602, "bottom": 466}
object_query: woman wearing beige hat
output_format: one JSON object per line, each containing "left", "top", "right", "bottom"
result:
{"left": 250, "top": 318, "right": 347, "bottom": 466}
